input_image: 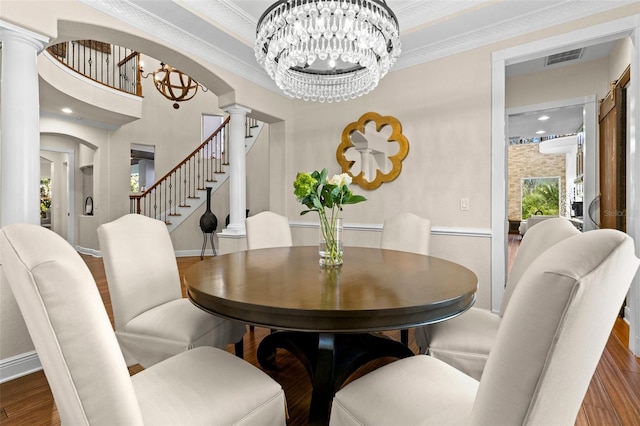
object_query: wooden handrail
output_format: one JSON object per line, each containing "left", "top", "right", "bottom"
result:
{"left": 117, "top": 50, "right": 139, "bottom": 67}
{"left": 134, "top": 116, "right": 231, "bottom": 200}
{"left": 129, "top": 116, "right": 234, "bottom": 222}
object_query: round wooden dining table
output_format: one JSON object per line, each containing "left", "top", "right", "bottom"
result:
{"left": 185, "top": 246, "right": 477, "bottom": 425}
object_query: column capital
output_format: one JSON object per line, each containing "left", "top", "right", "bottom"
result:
{"left": 0, "top": 20, "right": 49, "bottom": 52}
{"left": 223, "top": 104, "right": 252, "bottom": 116}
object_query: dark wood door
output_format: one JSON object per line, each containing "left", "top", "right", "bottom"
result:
{"left": 598, "top": 68, "right": 628, "bottom": 231}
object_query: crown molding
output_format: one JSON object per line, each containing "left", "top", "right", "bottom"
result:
{"left": 392, "top": 0, "right": 491, "bottom": 33}
{"left": 80, "top": 0, "right": 638, "bottom": 95}
{"left": 181, "top": 0, "right": 256, "bottom": 44}
{"left": 395, "top": 1, "right": 639, "bottom": 70}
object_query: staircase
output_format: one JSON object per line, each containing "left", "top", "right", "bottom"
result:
{"left": 130, "top": 117, "right": 262, "bottom": 232}
{"left": 45, "top": 38, "right": 261, "bottom": 232}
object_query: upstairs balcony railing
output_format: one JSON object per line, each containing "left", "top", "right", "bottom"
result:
{"left": 47, "top": 40, "right": 141, "bottom": 96}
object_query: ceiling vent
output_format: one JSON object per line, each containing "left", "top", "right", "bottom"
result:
{"left": 545, "top": 48, "right": 583, "bottom": 66}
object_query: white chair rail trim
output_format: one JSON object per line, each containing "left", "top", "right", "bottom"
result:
{"left": 290, "top": 221, "right": 492, "bottom": 238}
{"left": 75, "top": 224, "right": 492, "bottom": 259}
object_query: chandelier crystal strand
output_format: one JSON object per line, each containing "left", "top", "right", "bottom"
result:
{"left": 256, "top": 0, "right": 400, "bottom": 103}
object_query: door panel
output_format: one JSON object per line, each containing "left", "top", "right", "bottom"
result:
{"left": 598, "top": 76, "right": 627, "bottom": 232}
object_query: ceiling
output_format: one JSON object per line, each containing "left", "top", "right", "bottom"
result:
{"left": 508, "top": 104, "right": 585, "bottom": 142}
{"left": 506, "top": 39, "right": 616, "bottom": 141}
{"left": 119, "top": 0, "right": 630, "bottom": 81}
{"left": 42, "top": 0, "right": 634, "bottom": 130}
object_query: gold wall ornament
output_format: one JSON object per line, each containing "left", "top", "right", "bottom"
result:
{"left": 337, "top": 112, "right": 409, "bottom": 190}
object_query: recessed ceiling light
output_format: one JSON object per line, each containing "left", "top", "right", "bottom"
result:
{"left": 62, "top": 107, "right": 73, "bottom": 114}
{"left": 538, "top": 115, "right": 550, "bottom": 121}
{"left": 536, "top": 130, "right": 546, "bottom": 135}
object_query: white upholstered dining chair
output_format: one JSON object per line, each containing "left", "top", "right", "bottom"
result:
{"left": 0, "top": 224, "right": 287, "bottom": 425}
{"left": 245, "top": 211, "right": 293, "bottom": 250}
{"left": 245, "top": 211, "right": 292, "bottom": 332}
{"left": 380, "top": 212, "right": 431, "bottom": 256}
{"left": 380, "top": 212, "right": 431, "bottom": 345}
{"left": 330, "top": 228, "right": 639, "bottom": 425}
{"left": 414, "top": 217, "right": 580, "bottom": 379}
{"left": 98, "top": 214, "right": 246, "bottom": 367}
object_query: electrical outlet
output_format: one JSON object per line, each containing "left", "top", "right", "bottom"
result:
{"left": 460, "top": 198, "right": 469, "bottom": 211}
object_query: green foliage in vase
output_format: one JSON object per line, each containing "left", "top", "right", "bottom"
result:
{"left": 293, "top": 168, "right": 366, "bottom": 216}
{"left": 294, "top": 168, "right": 366, "bottom": 266}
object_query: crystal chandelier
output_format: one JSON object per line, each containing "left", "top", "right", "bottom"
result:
{"left": 255, "top": 0, "right": 401, "bottom": 103}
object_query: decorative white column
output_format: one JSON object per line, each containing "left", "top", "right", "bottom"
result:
{"left": 221, "top": 104, "right": 251, "bottom": 235}
{"left": 0, "top": 21, "right": 49, "bottom": 226}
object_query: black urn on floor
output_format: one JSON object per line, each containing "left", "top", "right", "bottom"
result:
{"left": 199, "top": 187, "right": 218, "bottom": 258}
{"left": 200, "top": 187, "right": 218, "bottom": 233}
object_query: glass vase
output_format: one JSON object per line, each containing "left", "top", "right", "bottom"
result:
{"left": 319, "top": 216, "right": 343, "bottom": 267}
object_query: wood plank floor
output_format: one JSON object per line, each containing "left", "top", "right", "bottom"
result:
{"left": 1, "top": 243, "right": 639, "bottom": 425}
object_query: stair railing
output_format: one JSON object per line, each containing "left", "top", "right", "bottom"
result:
{"left": 129, "top": 116, "right": 231, "bottom": 223}
{"left": 46, "top": 40, "right": 141, "bottom": 96}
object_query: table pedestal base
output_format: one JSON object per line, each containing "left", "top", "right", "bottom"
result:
{"left": 257, "top": 331, "right": 414, "bottom": 425}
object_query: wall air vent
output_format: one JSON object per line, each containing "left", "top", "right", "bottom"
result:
{"left": 545, "top": 49, "right": 583, "bottom": 66}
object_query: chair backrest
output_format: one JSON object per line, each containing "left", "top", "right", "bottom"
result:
{"left": 380, "top": 212, "right": 431, "bottom": 255}
{"left": 472, "top": 229, "right": 639, "bottom": 425}
{"left": 0, "top": 224, "right": 144, "bottom": 425}
{"left": 245, "top": 211, "right": 293, "bottom": 250}
{"left": 499, "top": 217, "right": 580, "bottom": 316}
{"left": 98, "top": 214, "right": 181, "bottom": 331}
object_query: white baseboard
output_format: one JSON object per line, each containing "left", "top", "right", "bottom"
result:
{"left": 0, "top": 351, "right": 42, "bottom": 383}
{"left": 175, "top": 249, "right": 214, "bottom": 257}
{"left": 78, "top": 246, "right": 211, "bottom": 259}
{"left": 75, "top": 245, "right": 101, "bottom": 257}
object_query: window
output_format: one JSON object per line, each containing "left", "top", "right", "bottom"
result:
{"left": 521, "top": 177, "right": 560, "bottom": 219}
{"left": 130, "top": 144, "right": 155, "bottom": 192}
{"left": 40, "top": 178, "right": 52, "bottom": 218}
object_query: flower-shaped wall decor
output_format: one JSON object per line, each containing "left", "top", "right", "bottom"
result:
{"left": 336, "top": 112, "right": 409, "bottom": 190}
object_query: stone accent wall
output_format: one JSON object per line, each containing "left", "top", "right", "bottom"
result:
{"left": 508, "top": 143, "right": 566, "bottom": 221}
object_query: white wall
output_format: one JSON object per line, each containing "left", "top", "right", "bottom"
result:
{"left": 284, "top": 48, "right": 494, "bottom": 309}
{"left": 609, "top": 37, "right": 633, "bottom": 81}
{"left": 506, "top": 57, "right": 610, "bottom": 108}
